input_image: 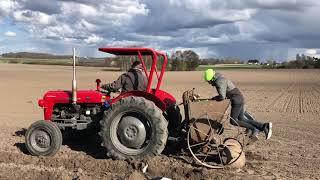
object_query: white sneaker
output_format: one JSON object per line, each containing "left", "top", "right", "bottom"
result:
{"left": 264, "top": 122, "right": 272, "bottom": 140}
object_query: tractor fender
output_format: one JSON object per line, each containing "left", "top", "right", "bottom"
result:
{"left": 110, "top": 90, "right": 176, "bottom": 112}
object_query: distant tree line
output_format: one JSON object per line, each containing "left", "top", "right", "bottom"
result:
{"left": 273, "top": 54, "right": 320, "bottom": 69}
{"left": 2, "top": 52, "right": 72, "bottom": 59}
{"left": 3, "top": 51, "right": 319, "bottom": 70}
{"left": 109, "top": 50, "right": 201, "bottom": 71}
{"left": 199, "top": 58, "right": 243, "bottom": 65}
{"left": 104, "top": 50, "right": 200, "bottom": 71}
{"left": 169, "top": 50, "right": 200, "bottom": 71}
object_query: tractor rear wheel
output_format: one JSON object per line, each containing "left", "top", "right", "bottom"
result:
{"left": 100, "top": 96, "right": 168, "bottom": 160}
{"left": 25, "top": 120, "right": 62, "bottom": 156}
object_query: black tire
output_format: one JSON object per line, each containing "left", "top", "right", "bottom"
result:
{"left": 165, "top": 105, "right": 182, "bottom": 137}
{"left": 25, "top": 120, "right": 62, "bottom": 156}
{"left": 100, "top": 96, "right": 168, "bottom": 160}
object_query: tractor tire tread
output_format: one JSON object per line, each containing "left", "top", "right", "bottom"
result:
{"left": 25, "top": 120, "right": 62, "bottom": 156}
{"left": 99, "top": 96, "right": 168, "bottom": 160}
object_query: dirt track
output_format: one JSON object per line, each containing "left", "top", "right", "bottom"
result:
{"left": 0, "top": 64, "right": 320, "bottom": 179}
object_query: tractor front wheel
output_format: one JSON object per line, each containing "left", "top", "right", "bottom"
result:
{"left": 25, "top": 120, "right": 62, "bottom": 156}
{"left": 100, "top": 96, "right": 168, "bottom": 160}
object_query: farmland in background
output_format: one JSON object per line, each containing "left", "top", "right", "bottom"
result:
{"left": 0, "top": 63, "right": 319, "bottom": 179}
{"left": 196, "top": 64, "right": 261, "bottom": 70}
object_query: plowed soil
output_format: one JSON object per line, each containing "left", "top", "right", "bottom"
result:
{"left": 0, "top": 64, "right": 320, "bottom": 179}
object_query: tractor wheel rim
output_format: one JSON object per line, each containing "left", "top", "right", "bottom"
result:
{"left": 117, "top": 116, "right": 147, "bottom": 149}
{"left": 110, "top": 111, "right": 151, "bottom": 155}
{"left": 30, "top": 129, "right": 51, "bottom": 152}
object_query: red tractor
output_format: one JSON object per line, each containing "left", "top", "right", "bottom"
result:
{"left": 25, "top": 47, "right": 179, "bottom": 160}
{"left": 25, "top": 47, "right": 246, "bottom": 168}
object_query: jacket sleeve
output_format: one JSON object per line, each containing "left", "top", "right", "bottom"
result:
{"left": 215, "top": 78, "right": 227, "bottom": 100}
{"left": 103, "top": 73, "right": 126, "bottom": 92}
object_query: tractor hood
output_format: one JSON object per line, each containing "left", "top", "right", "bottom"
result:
{"left": 38, "top": 90, "right": 107, "bottom": 107}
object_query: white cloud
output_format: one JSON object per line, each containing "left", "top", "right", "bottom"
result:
{"left": 305, "top": 49, "right": 317, "bottom": 55}
{"left": 130, "top": 33, "right": 173, "bottom": 41}
{"left": 61, "top": 2, "right": 98, "bottom": 17}
{"left": 13, "top": 10, "right": 56, "bottom": 25}
{"left": 2, "top": 0, "right": 320, "bottom": 59}
{"left": 75, "top": 19, "right": 97, "bottom": 31}
{"left": 6, "top": 0, "right": 150, "bottom": 47}
{"left": 106, "top": 39, "right": 144, "bottom": 47}
{"left": 190, "top": 35, "right": 230, "bottom": 44}
{"left": 304, "top": 48, "right": 320, "bottom": 58}
{"left": 42, "top": 24, "right": 74, "bottom": 40}
{"left": 4, "top": 31, "right": 16, "bottom": 37}
{"left": 0, "top": 0, "right": 18, "bottom": 17}
{"left": 84, "top": 34, "right": 103, "bottom": 44}
{"left": 60, "top": 0, "right": 148, "bottom": 27}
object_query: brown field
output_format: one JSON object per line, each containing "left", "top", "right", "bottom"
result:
{"left": 0, "top": 64, "right": 320, "bottom": 179}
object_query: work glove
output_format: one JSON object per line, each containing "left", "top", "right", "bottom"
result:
{"left": 101, "top": 84, "right": 111, "bottom": 91}
{"left": 191, "top": 93, "right": 201, "bottom": 101}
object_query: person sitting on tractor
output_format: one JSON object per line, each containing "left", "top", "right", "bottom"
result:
{"left": 204, "top": 69, "right": 272, "bottom": 140}
{"left": 101, "top": 61, "right": 147, "bottom": 92}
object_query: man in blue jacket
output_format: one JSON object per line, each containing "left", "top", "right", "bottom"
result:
{"left": 204, "top": 69, "right": 272, "bottom": 140}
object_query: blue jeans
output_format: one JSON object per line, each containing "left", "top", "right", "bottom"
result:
{"left": 230, "top": 103, "right": 264, "bottom": 132}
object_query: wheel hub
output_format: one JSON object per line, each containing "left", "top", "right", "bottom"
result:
{"left": 117, "top": 116, "right": 147, "bottom": 149}
{"left": 125, "top": 126, "right": 138, "bottom": 139}
{"left": 31, "top": 130, "right": 51, "bottom": 151}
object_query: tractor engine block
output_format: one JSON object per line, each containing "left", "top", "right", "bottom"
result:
{"left": 51, "top": 104, "right": 102, "bottom": 130}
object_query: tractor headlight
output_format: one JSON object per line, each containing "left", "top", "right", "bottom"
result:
{"left": 38, "top": 99, "right": 44, "bottom": 107}
{"left": 101, "top": 96, "right": 106, "bottom": 102}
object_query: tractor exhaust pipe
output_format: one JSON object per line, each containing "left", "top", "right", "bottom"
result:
{"left": 72, "top": 48, "right": 77, "bottom": 104}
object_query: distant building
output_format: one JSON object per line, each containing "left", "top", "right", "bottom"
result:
{"left": 247, "top": 59, "right": 260, "bottom": 65}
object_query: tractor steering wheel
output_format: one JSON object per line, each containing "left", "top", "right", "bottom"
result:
{"left": 99, "top": 88, "right": 111, "bottom": 96}
{"left": 99, "top": 88, "right": 108, "bottom": 93}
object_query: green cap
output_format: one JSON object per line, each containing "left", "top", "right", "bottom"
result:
{"left": 204, "top": 69, "right": 216, "bottom": 81}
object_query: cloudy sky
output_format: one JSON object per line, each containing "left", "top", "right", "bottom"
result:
{"left": 1, "top": 0, "right": 320, "bottom": 60}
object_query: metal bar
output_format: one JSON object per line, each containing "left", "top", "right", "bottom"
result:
{"left": 146, "top": 50, "right": 158, "bottom": 93}
{"left": 152, "top": 55, "right": 159, "bottom": 79}
{"left": 202, "top": 146, "right": 212, "bottom": 163}
{"left": 217, "top": 145, "right": 224, "bottom": 169}
{"left": 72, "top": 48, "right": 77, "bottom": 104}
{"left": 138, "top": 51, "right": 149, "bottom": 78}
{"left": 155, "top": 53, "right": 167, "bottom": 91}
{"left": 190, "top": 126, "right": 209, "bottom": 137}
{"left": 189, "top": 141, "right": 207, "bottom": 148}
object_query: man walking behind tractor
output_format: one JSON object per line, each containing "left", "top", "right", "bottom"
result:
{"left": 204, "top": 69, "right": 272, "bottom": 140}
